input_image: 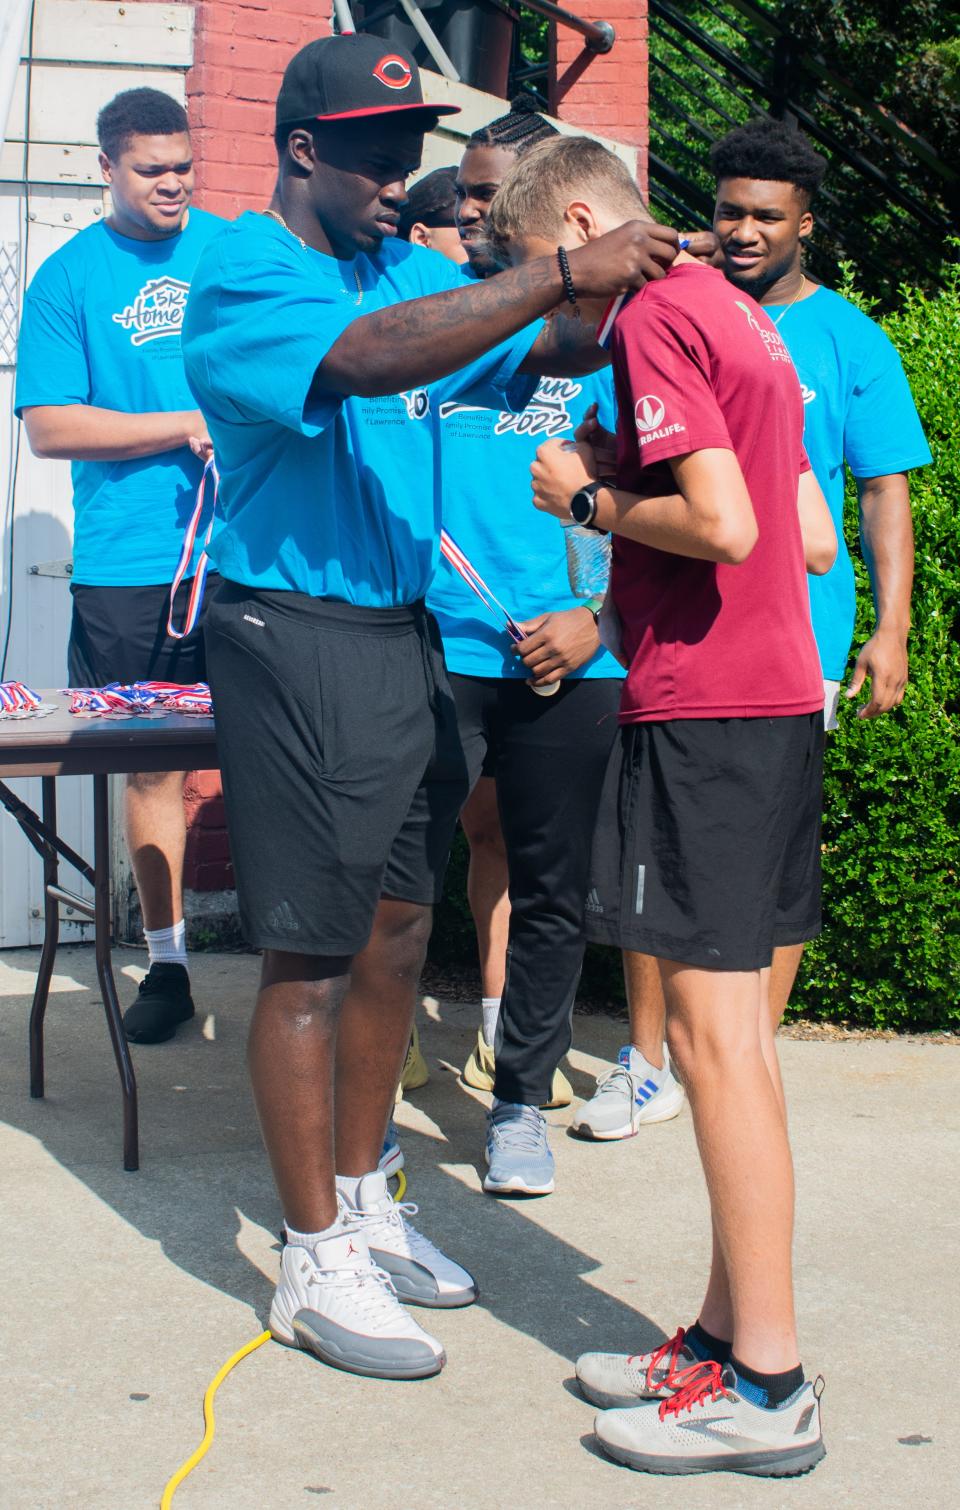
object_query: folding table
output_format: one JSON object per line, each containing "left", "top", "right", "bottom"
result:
{"left": 0, "top": 692, "right": 218, "bottom": 1170}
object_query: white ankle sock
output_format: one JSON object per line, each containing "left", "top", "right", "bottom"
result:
{"left": 335, "top": 1174, "right": 365, "bottom": 1206}
{"left": 481, "top": 996, "right": 501, "bottom": 1048}
{"left": 284, "top": 1214, "right": 342, "bottom": 1248}
{"left": 145, "top": 919, "right": 187, "bottom": 968}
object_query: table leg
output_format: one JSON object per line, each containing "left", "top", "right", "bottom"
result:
{"left": 93, "top": 772, "right": 139, "bottom": 1172}
{"left": 28, "top": 777, "right": 60, "bottom": 1099}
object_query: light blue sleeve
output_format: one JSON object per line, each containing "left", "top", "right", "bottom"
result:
{"left": 429, "top": 323, "right": 540, "bottom": 413}
{"left": 182, "top": 241, "right": 353, "bottom": 437}
{"left": 14, "top": 257, "right": 90, "bottom": 412}
{"left": 843, "top": 325, "right": 932, "bottom": 478}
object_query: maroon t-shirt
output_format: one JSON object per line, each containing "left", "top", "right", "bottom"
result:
{"left": 609, "top": 261, "right": 823, "bottom": 722}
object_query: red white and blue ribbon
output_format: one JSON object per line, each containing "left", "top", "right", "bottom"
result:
{"left": 439, "top": 529, "right": 525, "bottom": 645}
{"left": 167, "top": 456, "right": 218, "bottom": 641}
{"left": 0, "top": 680, "right": 43, "bottom": 712}
{"left": 64, "top": 681, "right": 212, "bottom": 716}
{"left": 597, "top": 237, "right": 691, "bottom": 349}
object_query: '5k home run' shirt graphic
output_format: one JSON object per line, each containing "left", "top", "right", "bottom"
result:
{"left": 15, "top": 209, "right": 224, "bottom": 585}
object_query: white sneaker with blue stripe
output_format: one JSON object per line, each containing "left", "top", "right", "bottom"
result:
{"left": 483, "top": 1100, "right": 555, "bottom": 1195}
{"left": 571, "top": 1045, "right": 684, "bottom": 1141}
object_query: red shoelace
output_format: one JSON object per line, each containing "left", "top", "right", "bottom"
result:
{"left": 629, "top": 1327, "right": 690, "bottom": 1393}
{"left": 658, "top": 1359, "right": 727, "bottom": 1421}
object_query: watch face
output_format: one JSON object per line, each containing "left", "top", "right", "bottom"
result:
{"left": 571, "top": 489, "right": 595, "bottom": 525}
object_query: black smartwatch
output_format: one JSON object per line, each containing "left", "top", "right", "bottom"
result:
{"left": 569, "top": 480, "right": 602, "bottom": 527}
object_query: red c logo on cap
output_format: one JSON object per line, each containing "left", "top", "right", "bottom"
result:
{"left": 373, "top": 54, "right": 413, "bottom": 90}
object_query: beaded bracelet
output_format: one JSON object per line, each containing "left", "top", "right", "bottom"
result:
{"left": 557, "top": 246, "right": 579, "bottom": 313}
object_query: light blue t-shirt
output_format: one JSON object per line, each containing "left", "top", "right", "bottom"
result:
{"left": 14, "top": 208, "right": 225, "bottom": 585}
{"left": 428, "top": 357, "right": 622, "bottom": 678}
{"left": 768, "top": 286, "right": 931, "bottom": 680}
{"left": 181, "top": 213, "right": 538, "bottom": 606}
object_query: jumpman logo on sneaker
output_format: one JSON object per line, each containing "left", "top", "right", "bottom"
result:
{"left": 346, "top": 1240, "right": 360, "bottom": 1258}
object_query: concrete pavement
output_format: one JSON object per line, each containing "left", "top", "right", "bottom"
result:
{"left": 0, "top": 946, "right": 956, "bottom": 1509}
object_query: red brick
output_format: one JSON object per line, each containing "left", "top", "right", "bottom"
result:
{"left": 186, "top": 828, "right": 232, "bottom": 864}
{"left": 232, "top": 7, "right": 322, "bottom": 44}
{"left": 189, "top": 858, "right": 235, "bottom": 892}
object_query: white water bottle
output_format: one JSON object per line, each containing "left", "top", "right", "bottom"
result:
{"left": 562, "top": 521, "right": 611, "bottom": 598}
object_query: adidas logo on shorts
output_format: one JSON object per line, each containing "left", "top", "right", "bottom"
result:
{"left": 585, "top": 887, "right": 604, "bottom": 916}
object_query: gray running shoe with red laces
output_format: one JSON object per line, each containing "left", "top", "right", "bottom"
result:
{"left": 594, "top": 1361, "right": 826, "bottom": 1478}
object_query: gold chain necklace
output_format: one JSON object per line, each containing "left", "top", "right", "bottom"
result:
{"left": 771, "top": 274, "right": 806, "bottom": 327}
{"left": 262, "top": 208, "right": 363, "bottom": 305}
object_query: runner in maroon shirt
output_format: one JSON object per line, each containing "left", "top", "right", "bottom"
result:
{"left": 490, "top": 135, "right": 835, "bottom": 1478}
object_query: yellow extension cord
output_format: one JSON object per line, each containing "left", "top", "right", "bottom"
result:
{"left": 159, "top": 1166, "right": 408, "bottom": 1507}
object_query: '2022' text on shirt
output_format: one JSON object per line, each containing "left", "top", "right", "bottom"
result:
{"left": 428, "top": 341, "right": 622, "bottom": 679}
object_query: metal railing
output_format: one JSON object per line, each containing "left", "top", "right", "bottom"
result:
{"left": 646, "top": 0, "right": 956, "bottom": 299}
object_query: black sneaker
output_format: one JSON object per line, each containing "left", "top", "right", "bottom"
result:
{"left": 123, "top": 963, "right": 195, "bottom": 1044}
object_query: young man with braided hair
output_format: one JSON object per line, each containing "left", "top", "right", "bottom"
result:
{"left": 491, "top": 134, "right": 834, "bottom": 1476}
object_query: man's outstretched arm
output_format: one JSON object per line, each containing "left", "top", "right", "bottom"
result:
{"left": 313, "top": 222, "right": 680, "bottom": 398}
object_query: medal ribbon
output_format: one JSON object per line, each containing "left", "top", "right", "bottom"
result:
{"left": 597, "top": 238, "right": 690, "bottom": 349}
{"left": 0, "top": 680, "right": 43, "bottom": 712}
{"left": 439, "top": 529, "right": 525, "bottom": 645}
{"left": 167, "top": 457, "right": 219, "bottom": 641}
{"left": 65, "top": 681, "right": 212, "bottom": 715}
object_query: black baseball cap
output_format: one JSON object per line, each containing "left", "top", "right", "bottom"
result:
{"left": 276, "top": 34, "right": 461, "bottom": 128}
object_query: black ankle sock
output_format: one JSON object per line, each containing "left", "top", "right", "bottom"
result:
{"left": 687, "top": 1320, "right": 732, "bottom": 1365}
{"left": 731, "top": 1354, "right": 805, "bottom": 1409}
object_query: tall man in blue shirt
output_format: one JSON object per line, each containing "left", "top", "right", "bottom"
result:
{"left": 181, "top": 34, "right": 688, "bottom": 1382}
{"left": 15, "top": 89, "right": 224, "bottom": 1045}
{"left": 575, "top": 122, "right": 931, "bottom": 1136}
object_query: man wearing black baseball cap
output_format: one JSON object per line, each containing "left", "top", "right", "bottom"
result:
{"left": 182, "top": 32, "right": 694, "bottom": 1384}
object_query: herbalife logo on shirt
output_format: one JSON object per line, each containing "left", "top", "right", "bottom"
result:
{"left": 112, "top": 276, "right": 190, "bottom": 346}
{"left": 634, "top": 394, "right": 685, "bottom": 447}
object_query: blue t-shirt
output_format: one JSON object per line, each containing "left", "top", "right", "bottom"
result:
{"left": 428, "top": 359, "right": 622, "bottom": 678}
{"left": 181, "top": 213, "right": 538, "bottom": 606}
{"left": 768, "top": 286, "right": 931, "bottom": 680}
{"left": 14, "top": 209, "right": 225, "bottom": 585}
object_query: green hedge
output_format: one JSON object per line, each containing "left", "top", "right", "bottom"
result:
{"left": 429, "top": 262, "right": 960, "bottom": 1030}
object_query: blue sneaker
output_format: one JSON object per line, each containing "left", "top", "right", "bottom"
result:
{"left": 483, "top": 1100, "right": 555, "bottom": 1196}
{"left": 379, "top": 1120, "right": 404, "bottom": 1180}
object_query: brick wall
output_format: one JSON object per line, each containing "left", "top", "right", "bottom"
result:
{"left": 550, "top": 2, "right": 649, "bottom": 195}
{"left": 188, "top": 0, "right": 334, "bottom": 219}
{"left": 183, "top": 770, "right": 234, "bottom": 893}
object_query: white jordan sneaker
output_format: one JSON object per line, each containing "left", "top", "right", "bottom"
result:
{"left": 344, "top": 1170, "right": 478, "bottom": 1308}
{"left": 269, "top": 1200, "right": 445, "bottom": 1379}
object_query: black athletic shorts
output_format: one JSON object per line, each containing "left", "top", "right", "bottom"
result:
{"left": 586, "top": 713, "right": 824, "bottom": 971}
{"left": 67, "top": 575, "right": 218, "bottom": 686}
{"left": 203, "top": 580, "right": 469, "bottom": 958}
{"left": 448, "top": 671, "right": 622, "bottom": 790}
